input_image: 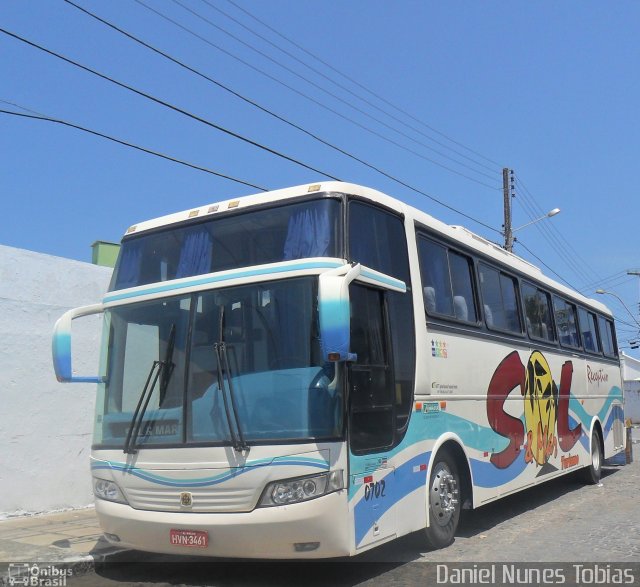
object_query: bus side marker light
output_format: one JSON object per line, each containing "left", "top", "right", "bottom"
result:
{"left": 188, "top": 210, "right": 199, "bottom": 218}
{"left": 207, "top": 205, "right": 219, "bottom": 213}
{"left": 415, "top": 402, "right": 423, "bottom": 411}
{"left": 228, "top": 200, "right": 239, "bottom": 209}
{"left": 307, "top": 184, "right": 321, "bottom": 192}
{"left": 439, "top": 401, "right": 447, "bottom": 409}
{"left": 294, "top": 542, "right": 320, "bottom": 552}
{"left": 364, "top": 475, "right": 373, "bottom": 484}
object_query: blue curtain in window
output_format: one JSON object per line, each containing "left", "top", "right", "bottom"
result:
{"left": 176, "top": 227, "right": 212, "bottom": 279}
{"left": 114, "top": 241, "right": 142, "bottom": 289}
{"left": 283, "top": 204, "right": 331, "bottom": 260}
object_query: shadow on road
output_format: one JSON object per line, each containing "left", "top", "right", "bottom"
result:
{"left": 82, "top": 465, "right": 624, "bottom": 586}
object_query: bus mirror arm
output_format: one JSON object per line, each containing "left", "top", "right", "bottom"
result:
{"left": 318, "top": 262, "right": 361, "bottom": 362}
{"left": 52, "top": 303, "right": 106, "bottom": 383}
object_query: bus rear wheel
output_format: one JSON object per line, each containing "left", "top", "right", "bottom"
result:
{"left": 425, "top": 449, "right": 460, "bottom": 549}
{"left": 583, "top": 429, "right": 603, "bottom": 484}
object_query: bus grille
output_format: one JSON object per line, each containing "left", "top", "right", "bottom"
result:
{"left": 124, "top": 486, "right": 258, "bottom": 513}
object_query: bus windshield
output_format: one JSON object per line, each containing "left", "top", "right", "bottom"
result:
{"left": 110, "top": 198, "right": 342, "bottom": 291}
{"left": 94, "top": 277, "right": 342, "bottom": 449}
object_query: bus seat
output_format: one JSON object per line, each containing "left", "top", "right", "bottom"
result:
{"left": 540, "top": 323, "right": 549, "bottom": 339}
{"left": 424, "top": 287, "right": 436, "bottom": 313}
{"left": 484, "top": 304, "right": 494, "bottom": 328}
{"left": 453, "top": 296, "right": 468, "bottom": 321}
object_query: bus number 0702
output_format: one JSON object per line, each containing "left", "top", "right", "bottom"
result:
{"left": 364, "top": 480, "right": 386, "bottom": 501}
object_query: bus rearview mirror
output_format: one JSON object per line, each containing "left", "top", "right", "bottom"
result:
{"left": 318, "top": 263, "right": 361, "bottom": 362}
{"left": 52, "top": 303, "right": 106, "bottom": 383}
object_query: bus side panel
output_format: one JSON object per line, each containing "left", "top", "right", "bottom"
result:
{"left": 347, "top": 421, "right": 432, "bottom": 553}
{"left": 423, "top": 330, "right": 623, "bottom": 507}
{"left": 583, "top": 360, "right": 625, "bottom": 459}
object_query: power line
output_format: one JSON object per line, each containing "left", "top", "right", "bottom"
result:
{"left": 514, "top": 194, "right": 593, "bottom": 286}
{"left": 0, "top": 107, "right": 268, "bottom": 191}
{"left": 171, "top": 0, "right": 499, "bottom": 183}
{"left": 225, "top": 0, "right": 504, "bottom": 170}
{"left": 515, "top": 175, "right": 602, "bottom": 287}
{"left": 133, "top": 0, "right": 500, "bottom": 191}
{"left": 60, "top": 0, "right": 501, "bottom": 234}
{"left": 515, "top": 239, "right": 579, "bottom": 291}
{"left": 200, "top": 0, "right": 501, "bottom": 177}
{"left": 0, "top": 26, "right": 341, "bottom": 181}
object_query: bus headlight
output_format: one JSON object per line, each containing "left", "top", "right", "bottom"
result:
{"left": 93, "top": 477, "right": 128, "bottom": 504}
{"left": 259, "top": 470, "right": 344, "bottom": 507}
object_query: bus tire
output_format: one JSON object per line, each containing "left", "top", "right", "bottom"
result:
{"left": 583, "top": 429, "right": 603, "bottom": 485}
{"left": 425, "top": 449, "right": 461, "bottom": 549}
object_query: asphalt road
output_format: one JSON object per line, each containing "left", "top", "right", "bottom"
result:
{"left": 70, "top": 457, "right": 640, "bottom": 586}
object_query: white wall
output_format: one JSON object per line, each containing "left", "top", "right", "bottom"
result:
{"left": 0, "top": 245, "right": 112, "bottom": 517}
{"left": 622, "top": 353, "right": 640, "bottom": 424}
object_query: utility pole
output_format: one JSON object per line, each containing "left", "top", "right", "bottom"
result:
{"left": 627, "top": 269, "right": 640, "bottom": 317}
{"left": 503, "top": 168, "right": 515, "bottom": 252}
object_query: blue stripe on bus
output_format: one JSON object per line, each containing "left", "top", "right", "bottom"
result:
{"left": 91, "top": 457, "right": 329, "bottom": 488}
{"left": 103, "top": 261, "right": 343, "bottom": 303}
{"left": 354, "top": 452, "right": 429, "bottom": 546}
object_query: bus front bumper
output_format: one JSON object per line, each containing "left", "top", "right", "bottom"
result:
{"left": 95, "top": 490, "right": 351, "bottom": 559}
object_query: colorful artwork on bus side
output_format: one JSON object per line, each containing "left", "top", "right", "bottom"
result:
{"left": 486, "top": 351, "right": 582, "bottom": 472}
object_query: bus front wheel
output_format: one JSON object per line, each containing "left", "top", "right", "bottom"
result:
{"left": 583, "top": 429, "right": 603, "bottom": 485}
{"left": 425, "top": 449, "right": 460, "bottom": 549}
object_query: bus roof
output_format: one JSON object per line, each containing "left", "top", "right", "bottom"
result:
{"left": 122, "top": 181, "right": 612, "bottom": 317}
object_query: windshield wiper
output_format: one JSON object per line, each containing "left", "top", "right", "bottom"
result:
{"left": 123, "top": 324, "right": 176, "bottom": 454}
{"left": 214, "top": 342, "right": 249, "bottom": 452}
{"left": 159, "top": 324, "right": 176, "bottom": 405}
{"left": 214, "top": 305, "right": 249, "bottom": 452}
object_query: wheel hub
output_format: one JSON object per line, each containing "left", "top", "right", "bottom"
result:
{"left": 430, "top": 465, "right": 459, "bottom": 526}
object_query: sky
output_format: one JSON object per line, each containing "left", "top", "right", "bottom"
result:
{"left": 1, "top": 1, "right": 640, "bottom": 354}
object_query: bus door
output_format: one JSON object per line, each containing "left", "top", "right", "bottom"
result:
{"left": 347, "top": 283, "right": 416, "bottom": 549}
{"left": 348, "top": 284, "right": 396, "bottom": 548}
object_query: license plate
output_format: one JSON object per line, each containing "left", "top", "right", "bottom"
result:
{"left": 169, "top": 529, "right": 209, "bottom": 548}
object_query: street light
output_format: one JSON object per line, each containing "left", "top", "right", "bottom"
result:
{"left": 512, "top": 208, "right": 561, "bottom": 233}
{"left": 595, "top": 289, "right": 640, "bottom": 329}
{"left": 504, "top": 208, "right": 561, "bottom": 252}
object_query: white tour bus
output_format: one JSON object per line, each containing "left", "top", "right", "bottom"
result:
{"left": 53, "top": 182, "right": 625, "bottom": 558}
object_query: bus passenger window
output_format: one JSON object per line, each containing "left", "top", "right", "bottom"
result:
{"left": 417, "top": 237, "right": 477, "bottom": 323}
{"left": 553, "top": 297, "right": 581, "bottom": 348}
{"left": 598, "top": 315, "right": 618, "bottom": 357}
{"left": 522, "top": 283, "right": 555, "bottom": 342}
{"left": 479, "top": 265, "right": 522, "bottom": 333}
{"left": 418, "top": 239, "right": 452, "bottom": 315}
{"left": 578, "top": 307, "right": 600, "bottom": 353}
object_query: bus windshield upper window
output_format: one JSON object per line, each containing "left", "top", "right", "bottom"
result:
{"left": 109, "top": 198, "right": 342, "bottom": 291}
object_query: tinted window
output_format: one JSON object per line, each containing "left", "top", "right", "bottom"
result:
{"left": 554, "top": 297, "right": 580, "bottom": 348}
{"left": 111, "top": 199, "right": 342, "bottom": 290}
{"left": 417, "top": 237, "right": 477, "bottom": 323}
{"left": 598, "top": 316, "right": 617, "bottom": 357}
{"left": 349, "top": 285, "right": 394, "bottom": 453}
{"left": 522, "top": 283, "right": 555, "bottom": 341}
{"left": 578, "top": 308, "right": 600, "bottom": 353}
{"left": 349, "top": 201, "right": 410, "bottom": 283}
{"left": 479, "top": 264, "right": 522, "bottom": 333}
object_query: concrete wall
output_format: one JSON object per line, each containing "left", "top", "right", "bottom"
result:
{"left": 0, "top": 245, "right": 112, "bottom": 517}
{"left": 622, "top": 353, "right": 640, "bottom": 424}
